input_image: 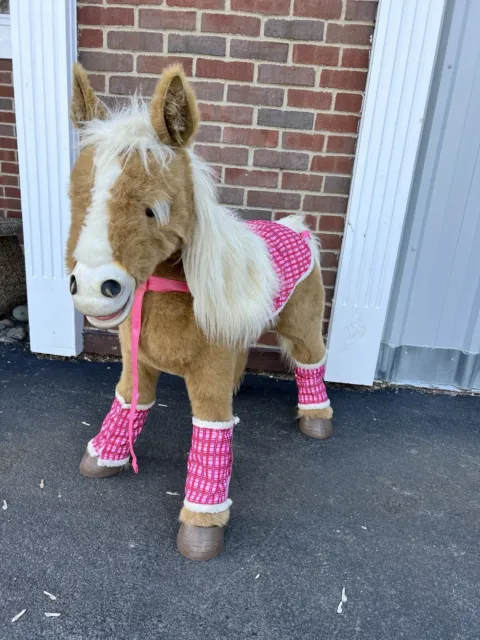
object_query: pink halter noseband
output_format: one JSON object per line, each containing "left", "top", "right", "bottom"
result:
{"left": 127, "top": 276, "right": 189, "bottom": 473}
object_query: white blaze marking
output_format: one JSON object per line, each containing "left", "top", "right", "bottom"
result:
{"left": 74, "top": 155, "right": 122, "bottom": 267}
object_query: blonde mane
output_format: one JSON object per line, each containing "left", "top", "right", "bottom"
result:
{"left": 183, "top": 151, "right": 279, "bottom": 349}
{"left": 78, "top": 97, "right": 174, "bottom": 170}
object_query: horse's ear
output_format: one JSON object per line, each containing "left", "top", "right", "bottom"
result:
{"left": 71, "top": 63, "right": 107, "bottom": 128}
{"left": 150, "top": 64, "right": 199, "bottom": 147}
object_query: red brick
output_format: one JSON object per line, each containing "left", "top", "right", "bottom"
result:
{"left": 292, "top": 44, "right": 339, "bottom": 66}
{"left": 0, "top": 111, "right": 15, "bottom": 123}
{"left": 225, "top": 168, "right": 278, "bottom": 188}
{"left": 326, "top": 23, "right": 373, "bottom": 45}
{"left": 254, "top": 149, "right": 309, "bottom": 171}
{"left": 0, "top": 111, "right": 15, "bottom": 124}
{"left": 5, "top": 211, "right": 22, "bottom": 218}
{"left": 0, "top": 137, "right": 17, "bottom": 150}
{"left": 0, "top": 173, "right": 18, "bottom": 185}
{"left": 293, "top": 0, "right": 342, "bottom": 19}
{"left": 137, "top": 56, "right": 193, "bottom": 76}
{"left": 287, "top": 89, "right": 332, "bottom": 110}
{"left": 1, "top": 162, "right": 19, "bottom": 175}
{"left": 0, "top": 60, "right": 12, "bottom": 71}
{"left": 237, "top": 208, "right": 271, "bottom": 220}
{"left": 0, "top": 124, "right": 14, "bottom": 136}
{"left": 79, "top": 51, "right": 133, "bottom": 72}
{"left": 324, "top": 176, "right": 351, "bottom": 195}
{"left": 105, "top": 0, "right": 164, "bottom": 3}
{"left": 318, "top": 234, "right": 343, "bottom": 250}
{"left": 88, "top": 74, "right": 106, "bottom": 93}
{"left": 320, "top": 251, "right": 339, "bottom": 268}
{"left": 230, "top": 39, "right": 288, "bottom": 63}
{"left": 0, "top": 150, "right": 16, "bottom": 161}
{"left": 281, "top": 173, "right": 323, "bottom": 191}
{"left": 335, "top": 92, "right": 363, "bottom": 113}
{"left": 304, "top": 195, "right": 348, "bottom": 214}
{"left": 109, "top": 76, "right": 158, "bottom": 96}
{"left": 190, "top": 81, "right": 224, "bottom": 101}
{"left": 222, "top": 127, "right": 278, "bottom": 148}
{"left": 258, "top": 109, "right": 314, "bottom": 131}
{"left": 194, "top": 144, "right": 249, "bottom": 165}
{"left": 342, "top": 47, "right": 370, "bottom": 69}
{"left": 198, "top": 103, "right": 253, "bottom": 125}
{"left": 345, "top": 1, "right": 378, "bottom": 21}
{"left": 77, "top": 6, "right": 134, "bottom": 26}
{"left": 0, "top": 86, "right": 14, "bottom": 98}
{"left": 0, "top": 98, "right": 13, "bottom": 110}
{"left": 167, "top": 0, "right": 224, "bottom": 7}
{"left": 326, "top": 135, "right": 357, "bottom": 154}
{"left": 218, "top": 186, "right": 245, "bottom": 205}
{"left": 282, "top": 132, "right": 324, "bottom": 152}
{"left": 107, "top": 31, "right": 163, "bottom": 52}
{"left": 110, "top": 75, "right": 158, "bottom": 96}
{"left": 5, "top": 186, "right": 20, "bottom": 198}
{"left": 0, "top": 72, "right": 12, "bottom": 84}
{"left": 311, "top": 155, "right": 354, "bottom": 174}
{"left": 139, "top": 9, "right": 196, "bottom": 30}
{"left": 321, "top": 270, "right": 337, "bottom": 287}
{"left": 232, "top": 0, "right": 289, "bottom": 13}
{"left": 320, "top": 69, "right": 367, "bottom": 91}
{"left": 79, "top": 29, "right": 103, "bottom": 48}
{"left": 202, "top": 13, "right": 260, "bottom": 37}
{"left": 196, "top": 124, "right": 222, "bottom": 143}
{"left": 319, "top": 215, "right": 345, "bottom": 232}
{"left": 315, "top": 113, "right": 359, "bottom": 134}
{"left": 248, "top": 190, "right": 300, "bottom": 210}
{"left": 169, "top": 34, "right": 226, "bottom": 57}
{"left": 264, "top": 18, "right": 324, "bottom": 41}
{"left": 0, "top": 197, "right": 21, "bottom": 210}
{"left": 227, "top": 85, "right": 284, "bottom": 107}
{"left": 196, "top": 59, "right": 254, "bottom": 82}
{"left": 258, "top": 64, "right": 315, "bottom": 87}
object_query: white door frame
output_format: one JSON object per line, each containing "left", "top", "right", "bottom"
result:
{"left": 325, "top": 0, "right": 448, "bottom": 385}
{"left": 10, "top": 0, "right": 82, "bottom": 356}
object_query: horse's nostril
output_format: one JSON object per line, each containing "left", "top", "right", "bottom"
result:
{"left": 101, "top": 279, "right": 122, "bottom": 298}
{"left": 70, "top": 275, "right": 77, "bottom": 295}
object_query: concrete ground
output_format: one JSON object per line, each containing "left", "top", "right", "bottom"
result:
{"left": 0, "top": 345, "right": 479, "bottom": 640}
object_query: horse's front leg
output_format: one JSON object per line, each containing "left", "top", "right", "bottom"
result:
{"left": 79, "top": 339, "right": 159, "bottom": 478}
{"left": 177, "top": 353, "right": 236, "bottom": 561}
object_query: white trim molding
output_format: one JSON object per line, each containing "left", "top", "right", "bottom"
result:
{"left": 0, "top": 13, "right": 11, "bottom": 59}
{"left": 10, "top": 1, "right": 82, "bottom": 356}
{"left": 325, "top": 0, "right": 448, "bottom": 386}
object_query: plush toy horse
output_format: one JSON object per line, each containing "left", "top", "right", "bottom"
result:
{"left": 66, "top": 63, "right": 334, "bottom": 561}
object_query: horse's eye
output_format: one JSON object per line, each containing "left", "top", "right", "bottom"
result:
{"left": 145, "top": 208, "right": 155, "bottom": 218}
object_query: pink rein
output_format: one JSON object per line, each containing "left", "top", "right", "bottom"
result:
{"left": 128, "top": 276, "right": 189, "bottom": 473}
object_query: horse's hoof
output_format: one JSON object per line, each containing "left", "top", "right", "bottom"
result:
{"left": 299, "top": 417, "right": 333, "bottom": 440}
{"left": 79, "top": 450, "right": 123, "bottom": 478}
{"left": 177, "top": 523, "right": 224, "bottom": 561}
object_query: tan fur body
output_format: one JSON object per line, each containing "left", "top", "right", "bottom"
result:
{"left": 67, "top": 64, "right": 333, "bottom": 530}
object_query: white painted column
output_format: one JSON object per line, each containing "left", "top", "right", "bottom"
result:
{"left": 326, "top": 0, "right": 448, "bottom": 385}
{"left": 10, "top": 0, "right": 82, "bottom": 356}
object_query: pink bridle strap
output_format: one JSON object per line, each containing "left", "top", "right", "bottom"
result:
{"left": 128, "top": 275, "right": 189, "bottom": 473}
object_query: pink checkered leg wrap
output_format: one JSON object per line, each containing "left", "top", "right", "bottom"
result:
{"left": 247, "top": 220, "right": 314, "bottom": 314}
{"left": 88, "top": 396, "right": 151, "bottom": 467}
{"left": 184, "top": 418, "right": 237, "bottom": 513}
{"left": 295, "top": 359, "right": 330, "bottom": 410}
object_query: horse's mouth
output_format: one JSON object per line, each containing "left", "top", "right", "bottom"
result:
{"left": 86, "top": 293, "right": 133, "bottom": 329}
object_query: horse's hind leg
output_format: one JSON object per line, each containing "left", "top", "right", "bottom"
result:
{"left": 276, "top": 265, "right": 333, "bottom": 439}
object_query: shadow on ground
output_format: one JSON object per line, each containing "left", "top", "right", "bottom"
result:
{"left": 0, "top": 345, "right": 479, "bottom": 640}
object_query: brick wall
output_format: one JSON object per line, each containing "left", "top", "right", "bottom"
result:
{"left": 77, "top": 0, "right": 378, "bottom": 344}
{"left": 0, "top": 59, "right": 21, "bottom": 222}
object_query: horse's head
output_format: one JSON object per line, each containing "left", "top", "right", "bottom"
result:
{"left": 66, "top": 63, "right": 199, "bottom": 329}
